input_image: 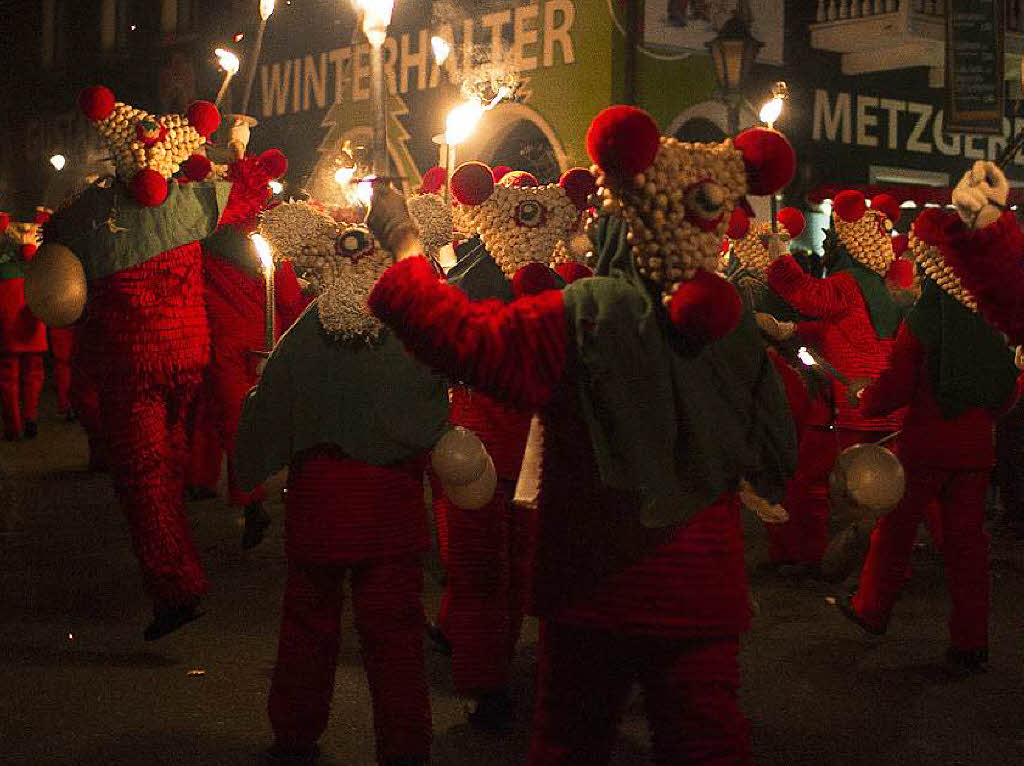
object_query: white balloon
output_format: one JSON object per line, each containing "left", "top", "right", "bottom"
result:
{"left": 444, "top": 455, "right": 497, "bottom": 510}
{"left": 431, "top": 426, "right": 488, "bottom": 486}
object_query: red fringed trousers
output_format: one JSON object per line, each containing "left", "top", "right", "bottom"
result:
{"left": 434, "top": 481, "right": 534, "bottom": 694}
{"left": 0, "top": 353, "right": 44, "bottom": 439}
{"left": 853, "top": 465, "right": 990, "bottom": 650}
{"left": 99, "top": 379, "right": 209, "bottom": 608}
{"left": 269, "top": 450, "right": 431, "bottom": 762}
{"left": 48, "top": 327, "right": 75, "bottom": 414}
{"left": 529, "top": 623, "right": 749, "bottom": 766}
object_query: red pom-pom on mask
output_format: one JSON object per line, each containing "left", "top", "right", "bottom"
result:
{"left": 886, "top": 258, "right": 915, "bottom": 290}
{"left": 79, "top": 86, "right": 116, "bottom": 121}
{"left": 726, "top": 206, "right": 750, "bottom": 240}
{"left": 0, "top": 213, "right": 9, "bottom": 232}
{"left": 33, "top": 209, "right": 51, "bottom": 225}
{"left": 512, "top": 262, "right": 558, "bottom": 297}
{"left": 419, "top": 166, "right": 448, "bottom": 194}
{"left": 777, "top": 207, "right": 805, "bottom": 238}
{"left": 668, "top": 270, "right": 742, "bottom": 349}
{"left": 259, "top": 149, "right": 289, "bottom": 178}
{"left": 554, "top": 261, "right": 593, "bottom": 284}
{"left": 499, "top": 170, "right": 539, "bottom": 188}
{"left": 733, "top": 128, "right": 796, "bottom": 196}
{"left": 451, "top": 162, "right": 496, "bottom": 206}
{"left": 187, "top": 101, "right": 221, "bottom": 138}
{"left": 130, "top": 168, "right": 170, "bottom": 207}
{"left": 559, "top": 168, "right": 597, "bottom": 212}
{"left": 834, "top": 190, "right": 867, "bottom": 223}
{"left": 181, "top": 154, "right": 212, "bottom": 182}
{"left": 871, "top": 193, "right": 901, "bottom": 225}
{"left": 586, "top": 105, "right": 661, "bottom": 179}
{"left": 492, "top": 166, "right": 513, "bottom": 183}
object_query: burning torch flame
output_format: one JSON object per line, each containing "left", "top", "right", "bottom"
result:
{"left": 445, "top": 100, "right": 485, "bottom": 146}
{"left": 251, "top": 233, "right": 274, "bottom": 272}
{"left": 355, "top": 0, "right": 394, "bottom": 47}
{"left": 260, "top": 0, "right": 275, "bottom": 21}
{"left": 216, "top": 48, "right": 240, "bottom": 75}
{"left": 50, "top": 154, "right": 66, "bottom": 171}
{"left": 431, "top": 36, "right": 451, "bottom": 65}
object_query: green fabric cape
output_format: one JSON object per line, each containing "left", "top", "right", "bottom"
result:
{"left": 826, "top": 245, "right": 900, "bottom": 340}
{"left": 907, "top": 277, "right": 1018, "bottom": 419}
{"left": 47, "top": 180, "right": 231, "bottom": 281}
{"left": 561, "top": 215, "right": 798, "bottom": 528}
{"left": 235, "top": 302, "right": 450, "bottom": 491}
{"left": 203, "top": 225, "right": 261, "bottom": 275}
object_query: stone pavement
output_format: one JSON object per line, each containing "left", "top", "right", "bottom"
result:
{"left": 3, "top": 391, "right": 1024, "bottom": 765}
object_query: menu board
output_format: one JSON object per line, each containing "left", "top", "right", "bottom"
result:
{"left": 945, "top": 0, "right": 1005, "bottom": 134}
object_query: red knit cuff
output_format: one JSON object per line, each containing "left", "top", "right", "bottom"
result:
{"left": 369, "top": 256, "right": 441, "bottom": 321}
{"left": 765, "top": 255, "right": 804, "bottom": 294}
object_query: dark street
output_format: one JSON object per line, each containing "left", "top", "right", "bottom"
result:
{"left": 3, "top": 391, "right": 1024, "bottom": 765}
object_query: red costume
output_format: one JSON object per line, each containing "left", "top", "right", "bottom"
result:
{"left": 434, "top": 164, "right": 594, "bottom": 714}
{"left": 846, "top": 209, "right": 1022, "bottom": 663}
{"left": 368, "top": 109, "right": 798, "bottom": 763}
{"left": 42, "top": 88, "right": 262, "bottom": 639}
{"left": 764, "top": 192, "right": 903, "bottom": 568}
{"left": 0, "top": 228, "right": 47, "bottom": 440}
{"left": 48, "top": 327, "right": 74, "bottom": 416}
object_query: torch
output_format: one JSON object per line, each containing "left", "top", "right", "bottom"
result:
{"left": 443, "top": 99, "right": 484, "bottom": 204}
{"left": 251, "top": 233, "right": 276, "bottom": 351}
{"left": 759, "top": 82, "right": 788, "bottom": 258}
{"left": 239, "top": 0, "right": 275, "bottom": 116}
{"left": 354, "top": 0, "right": 395, "bottom": 178}
{"left": 214, "top": 48, "right": 241, "bottom": 108}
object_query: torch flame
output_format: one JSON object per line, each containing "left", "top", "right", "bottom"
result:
{"left": 260, "top": 0, "right": 275, "bottom": 21}
{"left": 216, "top": 48, "right": 240, "bottom": 75}
{"left": 251, "top": 233, "right": 274, "bottom": 272}
{"left": 50, "top": 154, "right": 66, "bottom": 171}
{"left": 759, "top": 96, "right": 784, "bottom": 128}
{"left": 431, "top": 36, "right": 451, "bottom": 66}
{"left": 445, "top": 100, "right": 485, "bottom": 146}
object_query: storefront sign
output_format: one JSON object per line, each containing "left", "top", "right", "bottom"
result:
{"left": 945, "top": 0, "right": 1004, "bottom": 134}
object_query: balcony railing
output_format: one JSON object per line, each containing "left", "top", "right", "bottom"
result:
{"left": 816, "top": 0, "right": 1024, "bottom": 32}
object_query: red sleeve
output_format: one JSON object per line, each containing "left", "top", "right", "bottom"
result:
{"left": 218, "top": 155, "right": 274, "bottom": 230}
{"left": 859, "top": 323, "right": 922, "bottom": 417}
{"left": 274, "top": 260, "right": 312, "bottom": 330}
{"left": 369, "top": 256, "right": 569, "bottom": 409}
{"left": 940, "top": 211, "right": 1024, "bottom": 345}
{"left": 767, "top": 255, "right": 850, "bottom": 319}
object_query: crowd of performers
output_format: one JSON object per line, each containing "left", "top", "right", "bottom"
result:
{"left": 7, "top": 84, "right": 1024, "bottom": 765}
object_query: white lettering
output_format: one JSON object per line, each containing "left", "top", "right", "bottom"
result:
{"left": 303, "top": 53, "right": 327, "bottom": 111}
{"left": 878, "top": 98, "right": 903, "bottom": 150}
{"left": 329, "top": 47, "right": 352, "bottom": 105}
{"left": 481, "top": 10, "right": 511, "bottom": 63}
{"left": 260, "top": 60, "right": 293, "bottom": 117}
{"left": 544, "top": 0, "right": 576, "bottom": 66}
{"left": 963, "top": 133, "right": 985, "bottom": 159}
{"left": 906, "top": 102, "right": 933, "bottom": 153}
{"left": 400, "top": 30, "right": 428, "bottom": 94}
{"left": 932, "top": 110, "right": 962, "bottom": 156}
{"left": 812, "top": 89, "right": 851, "bottom": 143}
{"left": 856, "top": 95, "right": 879, "bottom": 147}
{"left": 513, "top": 4, "right": 540, "bottom": 71}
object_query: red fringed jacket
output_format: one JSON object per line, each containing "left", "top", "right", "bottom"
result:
{"left": 370, "top": 257, "right": 750, "bottom": 637}
{"left": 861, "top": 323, "right": 1023, "bottom": 470}
{"left": 941, "top": 212, "right": 1024, "bottom": 346}
{"left": 767, "top": 255, "right": 901, "bottom": 431}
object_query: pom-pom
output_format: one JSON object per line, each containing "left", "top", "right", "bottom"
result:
{"left": 886, "top": 258, "right": 915, "bottom": 290}
{"left": 259, "top": 149, "right": 289, "bottom": 178}
{"left": 727, "top": 206, "right": 750, "bottom": 240}
{"left": 33, "top": 209, "right": 51, "bottom": 225}
{"left": 667, "top": 270, "right": 742, "bottom": 348}
{"left": 777, "top": 207, "right": 805, "bottom": 238}
{"left": 733, "top": 128, "right": 796, "bottom": 196}
{"left": 419, "top": 166, "right": 448, "bottom": 194}
{"left": 78, "top": 86, "right": 116, "bottom": 121}
{"left": 586, "top": 105, "right": 661, "bottom": 179}
{"left": 499, "top": 170, "right": 539, "bottom": 188}
{"left": 834, "top": 190, "right": 867, "bottom": 223}
{"left": 181, "top": 154, "right": 212, "bottom": 182}
{"left": 554, "top": 261, "right": 592, "bottom": 284}
{"left": 492, "top": 166, "right": 513, "bottom": 183}
{"left": 0, "top": 213, "right": 9, "bottom": 232}
{"left": 912, "top": 207, "right": 947, "bottom": 246}
{"left": 891, "top": 233, "right": 909, "bottom": 258}
{"left": 130, "top": 168, "right": 169, "bottom": 207}
{"left": 871, "top": 193, "right": 901, "bottom": 225}
{"left": 451, "top": 162, "right": 495, "bottom": 206}
{"left": 186, "top": 101, "right": 221, "bottom": 137}
{"left": 559, "top": 168, "right": 597, "bottom": 211}
{"left": 513, "top": 262, "right": 558, "bottom": 297}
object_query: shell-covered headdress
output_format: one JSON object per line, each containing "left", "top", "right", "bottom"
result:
{"left": 831, "top": 190, "right": 901, "bottom": 275}
{"left": 910, "top": 207, "right": 977, "bottom": 311}
{"left": 725, "top": 206, "right": 805, "bottom": 274}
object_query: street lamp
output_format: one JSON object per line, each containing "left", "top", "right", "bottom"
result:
{"left": 706, "top": 14, "right": 763, "bottom": 135}
{"left": 353, "top": 0, "right": 395, "bottom": 177}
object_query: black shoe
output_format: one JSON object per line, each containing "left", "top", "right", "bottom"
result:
{"left": 143, "top": 600, "right": 203, "bottom": 641}
{"left": 466, "top": 689, "right": 513, "bottom": 732}
{"left": 426, "top": 621, "right": 452, "bottom": 656}
{"left": 242, "top": 502, "right": 271, "bottom": 550}
{"left": 947, "top": 646, "right": 988, "bottom": 673}
{"left": 23, "top": 421, "right": 38, "bottom": 439}
{"left": 832, "top": 592, "right": 887, "bottom": 636}
{"left": 262, "top": 744, "right": 319, "bottom": 765}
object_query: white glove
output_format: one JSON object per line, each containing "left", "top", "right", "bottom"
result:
{"left": 755, "top": 312, "right": 796, "bottom": 341}
{"left": 1015, "top": 346, "right": 1024, "bottom": 371}
{"left": 952, "top": 160, "right": 1009, "bottom": 229}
